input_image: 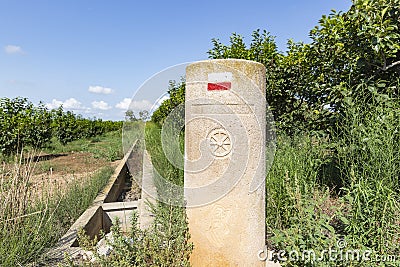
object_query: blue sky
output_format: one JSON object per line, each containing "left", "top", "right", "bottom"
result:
{"left": 0, "top": 0, "right": 352, "bottom": 120}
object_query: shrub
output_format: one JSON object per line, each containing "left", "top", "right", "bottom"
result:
{"left": 0, "top": 98, "right": 52, "bottom": 155}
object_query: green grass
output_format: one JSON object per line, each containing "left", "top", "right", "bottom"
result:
{"left": 0, "top": 158, "right": 114, "bottom": 266}
{"left": 42, "top": 130, "right": 124, "bottom": 162}
{"left": 266, "top": 95, "right": 400, "bottom": 266}
{"left": 144, "top": 122, "right": 192, "bottom": 265}
{"left": 266, "top": 134, "right": 331, "bottom": 231}
{"left": 336, "top": 98, "right": 400, "bottom": 256}
{"left": 74, "top": 122, "right": 192, "bottom": 267}
{"left": 0, "top": 130, "right": 124, "bottom": 163}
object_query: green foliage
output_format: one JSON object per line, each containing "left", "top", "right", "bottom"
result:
{"left": 52, "top": 107, "right": 80, "bottom": 145}
{"left": 266, "top": 127, "right": 399, "bottom": 266}
{"left": 266, "top": 134, "right": 332, "bottom": 230}
{"left": 0, "top": 160, "right": 114, "bottom": 266}
{"left": 0, "top": 97, "right": 52, "bottom": 155}
{"left": 52, "top": 107, "right": 115, "bottom": 145}
{"left": 75, "top": 122, "right": 192, "bottom": 266}
{"left": 151, "top": 80, "right": 185, "bottom": 125}
{"left": 310, "top": 0, "right": 400, "bottom": 82}
{"left": 206, "top": 0, "right": 400, "bottom": 134}
{"left": 77, "top": 209, "right": 192, "bottom": 267}
{"left": 270, "top": 192, "right": 344, "bottom": 267}
{"left": 0, "top": 97, "right": 123, "bottom": 156}
{"left": 336, "top": 83, "right": 400, "bottom": 256}
{"left": 208, "top": 30, "right": 278, "bottom": 65}
{"left": 143, "top": 122, "right": 192, "bottom": 264}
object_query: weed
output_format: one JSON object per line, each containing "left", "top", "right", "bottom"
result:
{"left": 0, "top": 152, "right": 114, "bottom": 266}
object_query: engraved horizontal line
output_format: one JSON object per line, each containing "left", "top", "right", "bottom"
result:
{"left": 190, "top": 104, "right": 255, "bottom": 114}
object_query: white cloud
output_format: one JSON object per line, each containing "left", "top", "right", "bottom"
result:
{"left": 115, "top": 98, "right": 152, "bottom": 111}
{"left": 46, "top": 98, "right": 86, "bottom": 111}
{"left": 4, "top": 45, "right": 23, "bottom": 54}
{"left": 115, "top": 98, "right": 131, "bottom": 110}
{"left": 88, "top": 85, "right": 114, "bottom": 94}
{"left": 92, "top": 100, "right": 111, "bottom": 110}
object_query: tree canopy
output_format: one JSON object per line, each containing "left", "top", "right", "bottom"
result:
{"left": 152, "top": 0, "right": 399, "bottom": 135}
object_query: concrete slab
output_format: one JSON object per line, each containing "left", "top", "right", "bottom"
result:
{"left": 103, "top": 201, "right": 138, "bottom": 232}
{"left": 44, "top": 142, "right": 139, "bottom": 265}
{"left": 102, "top": 201, "right": 138, "bottom": 211}
{"left": 139, "top": 150, "right": 157, "bottom": 230}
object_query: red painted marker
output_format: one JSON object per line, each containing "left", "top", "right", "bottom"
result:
{"left": 207, "top": 72, "right": 232, "bottom": 91}
{"left": 207, "top": 82, "right": 231, "bottom": 91}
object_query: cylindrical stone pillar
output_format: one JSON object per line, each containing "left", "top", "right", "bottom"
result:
{"left": 185, "top": 59, "right": 266, "bottom": 266}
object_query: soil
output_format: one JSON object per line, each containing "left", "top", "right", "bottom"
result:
{"left": 117, "top": 146, "right": 143, "bottom": 202}
{"left": 33, "top": 152, "right": 113, "bottom": 175}
{"left": 118, "top": 172, "right": 142, "bottom": 202}
{"left": 3, "top": 152, "right": 121, "bottom": 202}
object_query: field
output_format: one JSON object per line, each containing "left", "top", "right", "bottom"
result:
{"left": 1, "top": 0, "right": 399, "bottom": 266}
{"left": 0, "top": 130, "right": 123, "bottom": 266}
{"left": 0, "top": 103, "right": 399, "bottom": 267}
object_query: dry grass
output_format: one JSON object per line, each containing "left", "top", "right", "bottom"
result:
{"left": 0, "top": 150, "right": 115, "bottom": 266}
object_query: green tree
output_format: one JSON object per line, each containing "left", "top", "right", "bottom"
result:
{"left": 207, "top": 0, "right": 400, "bottom": 134}
{"left": 125, "top": 110, "right": 138, "bottom": 122}
{"left": 138, "top": 110, "right": 150, "bottom": 121}
{"left": 151, "top": 80, "right": 185, "bottom": 125}
{"left": 52, "top": 107, "right": 79, "bottom": 145}
{"left": 208, "top": 30, "right": 319, "bottom": 133}
{"left": 0, "top": 98, "right": 52, "bottom": 155}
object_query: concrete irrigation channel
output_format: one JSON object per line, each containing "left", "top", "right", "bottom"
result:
{"left": 45, "top": 140, "right": 157, "bottom": 265}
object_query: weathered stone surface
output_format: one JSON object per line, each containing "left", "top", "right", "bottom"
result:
{"left": 185, "top": 59, "right": 267, "bottom": 266}
{"left": 139, "top": 150, "right": 157, "bottom": 230}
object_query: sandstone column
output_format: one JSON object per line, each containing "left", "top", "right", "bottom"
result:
{"left": 185, "top": 59, "right": 266, "bottom": 266}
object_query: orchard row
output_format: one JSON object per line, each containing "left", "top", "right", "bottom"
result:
{"left": 0, "top": 97, "right": 122, "bottom": 156}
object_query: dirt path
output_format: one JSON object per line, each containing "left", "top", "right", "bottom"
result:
{"left": 26, "top": 152, "right": 121, "bottom": 201}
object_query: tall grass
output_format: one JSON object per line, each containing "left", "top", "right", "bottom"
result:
{"left": 0, "top": 153, "right": 114, "bottom": 266}
{"left": 266, "top": 135, "right": 345, "bottom": 266}
{"left": 337, "top": 92, "right": 400, "bottom": 255}
{"left": 75, "top": 122, "right": 192, "bottom": 266}
{"left": 266, "top": 134, "right": 332, "bottom": 231}
{"left": 142, "top": 122, "right": 192, "bottom": 265}
{"left": 267, "top": 84, "right": 400, "bottom": 266}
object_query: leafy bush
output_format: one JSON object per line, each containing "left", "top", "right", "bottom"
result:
{"left": 207, "top": 0, "right": 400, "bottom": 134}
{"left": 0, "top": 97, "right": 52, "bottom": 155}
{"left": 52, "top": 107, "right": 114, "bottom": 145}
{"left": 151, "top": 80, "right": 185, "bottom": 125}
{"left": 0, "top": 97, "right": 123, "bottom": 156}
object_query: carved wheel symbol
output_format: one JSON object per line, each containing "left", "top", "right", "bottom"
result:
{"left": 208, "top": 128, "right": 232, "bottom": 157}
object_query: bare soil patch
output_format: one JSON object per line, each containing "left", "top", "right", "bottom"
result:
{"left": 22, "top": 152, "right": 120, "bottom": 201}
